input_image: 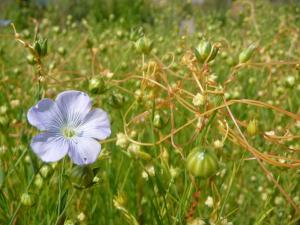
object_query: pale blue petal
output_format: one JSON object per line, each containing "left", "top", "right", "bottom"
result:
{"left": 77, "top": 109, "right": 111, "bottom": 140}
{"left": 27, "top": 99, "right": 63, "bottom": 131}
{"left": 0, "top": 19, "right": 11, "bottom": 27}
{"left": 55, "top": 90, "right": 92, "bottom": 126}
{"left": 31, "top": 132, "right": 68, "bottom": 163}
{"left": 68, "top": 137, "right": 101, "bottom": 165}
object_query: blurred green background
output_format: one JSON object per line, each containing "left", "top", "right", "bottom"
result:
{"left": 1, "top": 0, "right": 297, "bottom": 29}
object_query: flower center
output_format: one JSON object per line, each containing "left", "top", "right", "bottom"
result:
{"left": 62, "top": 127, "right": 76, "bottom": 138}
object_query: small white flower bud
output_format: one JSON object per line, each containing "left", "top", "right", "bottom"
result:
{"left": 10, "top": 99, "right": 20, "bottom": 108}
{"left": 34, "top": 174, "right": 43, "bottom": 189}
{"left": 205, "top": 196, "right": 214, "bottom": 208}
{"left": 77, "top": 212, "right": 86, "bottom": 221}
{"left": 196, "top": 116, "right": 205, "bottom": 129}
{"left": 127, "top": 143, "right": 141, "bottom": 154}
{"left": 170, "top": 166, "right": 179, "bottom": 178}
{"left": 40, "top": 165, "right": 51, "bottom": 178}
{"left": 116, "top": 133, "right": 128, "bottom": 149}
{"left": 286, "top": 75, "right": 295, "bottom": 87}
{"left": 21, "top": 193, "right": 35, "bottom": 206}
{"left": 261, "top": 192, "right": 268, "bottom": 201}
{"left": 129, "top": 130, "right": 137, "bottom": 139}
{"left": 0, "top": 145, "right": 7, "bottom": 155}
{"left": 213, "top": 139, "right": 223, "bottom": 149}
{"left": 187, "top": 218, "right": 206, "bottom": 225}
{"left": 64, "top": 220, "right": 75, "bottom": 225}
{"left": 93, "top": 176, "right": 100, "bottom": 183}
{"left": 142, "top": 166, "right": 155, "bottom": 180}
{"left": 192, "top": 93, "right": 205, "bottom": 106}
{"left": 24, "top": 155, "right": 31, "bottom": 163}
{"left": 0, "top": 105, "right": 7, "bottom": 114}
{"left": 274, "top": 196, "right": 284, "bottom": 205}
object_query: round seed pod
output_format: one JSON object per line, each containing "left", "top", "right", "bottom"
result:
{"left": 26, "top": 54, "right": 36, "bottom": 65}
{"left": 21, "top": 193, "right": 36, "bottom": 206}
{"left": 153, "top": 110, "right": 169, "bottom": 129}
{"left": 88, "top": 78, "right": 107, "bottom": 94}
{"left": 186, "top": 148, "right": 218, "bottom": 178}
{"left": 39, "top": 165, "right": 54, "bottom": 179}
{"left": 107, "top": 91, "right": 125, "bottom": 108}
{"left": 57, "top": 46, "right": 66, "bottom": 56}
{"left": 226, "top": 56, "right": 236, "bottom": 67}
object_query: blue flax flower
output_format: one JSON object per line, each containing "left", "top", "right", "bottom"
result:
{"left": 27, "top": 90, "right": 111, "bottom": 165}
{"left": 0, "top": 19, "right": 11, "bottom": 27}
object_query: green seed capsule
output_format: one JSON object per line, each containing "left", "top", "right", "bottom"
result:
{"left": 0, "top": 115, "right": 9, "bottom": 126}
{"left": 247, "top": 119, "right": 258, "bottom": 136}
{"left": 88, "top": 78, "right": 106, "bottom": 94}
{"left": 195, "top": 41, "right": 211, "bottom": 63}
{"left": 33, "top": 38, "right": 48, "bottom": 57}
{"left": 127, "top": 143, "right": 151, "bottom": 160}
{"left": 208, "top": 46, "right": 219, "bottom": 62}
{"left": 135, "top": 36, "right": 153, "bottom": 55}
{"left": 40, "top": 39, "right": 48, "bottom": 57}
{"left": 39, "top": 165, "right": 53, "bottom": 179}
{"left": 239, "top": 43, "right": 256, "bottom": 63}
{"left": 26, "top": 54, "right": 36, "bottom": 65}
{"left": 64, "top": 219, "right": 75, "bottom": 225}
{"left": 153, "top": 110, "right": 169, "bottom": 129}
{"left": 134, "top": 89, "right": 143, "bottom": 102}
{"left": 186, "top": 148, "right": 218, "bottom": 178}
{"left": 116, "top": 30, "right": 124, "bottom": 39}
{"left": 226, "top": 56, "right": 236, "bottom": 67}
{"left": 58, "top": 46, "right": 66, "bottom": 56}
{"left": 21, "top": 193, "right": 35, "bottom": 206}
{"left": 107, "top": 91, "right": 125, "bottom": 108}
{"left": 194, "top": 41, "right": 219, "bottom": 63}
{"left": 33, "top": 41, "right": 42, "bottom": 57}
{"left": 70, "top": 166, "right": 94, "bottom": 189}
{"left": 22, "top": 29, "right": 31, "bottom": 39}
